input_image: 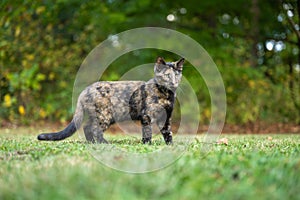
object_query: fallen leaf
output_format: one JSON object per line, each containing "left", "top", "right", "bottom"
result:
{"left": 267, "top": 136, "right": 273, "bottom": 141}
{"left": 217, "top": 137, "right": 228, "bottom": 145}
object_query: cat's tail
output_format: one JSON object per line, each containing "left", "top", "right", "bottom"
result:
{"left": 37, "top": 101, "right": 84, "bottom": 141}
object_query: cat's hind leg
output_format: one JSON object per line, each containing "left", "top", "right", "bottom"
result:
{"left": 83, "top": 117, "right": 108, "bottom": 144}
{"left": 95, "top": 122, "right": 109, "bottom": 144}
{"left": 83, "top": 124, "right": 95, "bottom": 143}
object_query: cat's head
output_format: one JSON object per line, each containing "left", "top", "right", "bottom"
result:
{"left": 154, "top": 57, "right": 185, "bottom": 91}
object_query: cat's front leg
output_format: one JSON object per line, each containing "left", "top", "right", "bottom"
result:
{"left": 159, "top": 117, "right": 173, "bottom": 145}
{"left": 141, "top": 115, "right": 152, "bottom": 144}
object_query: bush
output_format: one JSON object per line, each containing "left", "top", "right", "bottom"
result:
{"left": 0, "top": 1, "right": 299, "bottom": 125}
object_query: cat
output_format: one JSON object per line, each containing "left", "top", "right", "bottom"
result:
{"left": 37, "top": 57, "right": 185, "bottom": 144}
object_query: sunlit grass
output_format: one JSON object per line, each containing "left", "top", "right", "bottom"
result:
{"left": 0, "top": 127, "right": 300, "bottom": 199}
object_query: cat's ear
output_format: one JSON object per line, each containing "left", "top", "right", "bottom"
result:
{"left": 176, "top": 58, "right": 185, "bottom": 71}
{"left": 155, "top": 57, "right": 166, "bottom": 72}
{"left": 156, "top": 57, "right": 166, "bottom": 65}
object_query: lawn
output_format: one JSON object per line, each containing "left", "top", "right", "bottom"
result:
{"left": 0, "top": 127, "right": 300, "bottom": 200}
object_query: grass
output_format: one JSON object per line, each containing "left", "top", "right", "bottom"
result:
{"left": 0, "top": 127, "right": 300, "bottom": 200}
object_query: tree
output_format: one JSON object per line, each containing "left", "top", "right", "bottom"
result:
{"left": 0, "top": 0, "right": 299, "bottom": 125}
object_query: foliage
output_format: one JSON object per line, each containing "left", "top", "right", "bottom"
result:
{"left": 0, "top": 0, "right": 299, "bottom": 125}
{"left": 0, "top": 129, "right": 300, "bottom": 199}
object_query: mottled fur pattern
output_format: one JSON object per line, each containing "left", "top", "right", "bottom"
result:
{"left": 38, "top": 57, "right": 185, "bottom": 144}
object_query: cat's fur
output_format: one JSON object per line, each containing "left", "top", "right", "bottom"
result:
{"left": 37, "top": 57, "right": 184, "bottom": 144}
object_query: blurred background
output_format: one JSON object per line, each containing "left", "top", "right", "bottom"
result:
{"left": 0, "top": 0, "right": 299, "bottom": 132}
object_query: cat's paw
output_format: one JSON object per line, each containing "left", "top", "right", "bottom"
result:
{"left": 97, "top": 138, "right": 109, "bottom": 144}
{"left": 142, "top": 137, "right": 152, "bottom": 144}
{"left": 164, "top": 135, "right": 173, "bottom": 145}
{"left": 165, "top": 138, "right": 173, "bottom": 145}
{"left": 165, "top": 140, "right": 173, "bottom": 145}
{"left": 163, "top": 132, "right": 173, "bottom": 145}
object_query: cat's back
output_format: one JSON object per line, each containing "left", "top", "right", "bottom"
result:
{"left": 78, "top": 81, "right": 145, "bottom": 121}
{"left": 95, "top": 81, "right": 145, "bottom": 96}
{"left": 79, "top": 80, "right": 145, "bottom": 103}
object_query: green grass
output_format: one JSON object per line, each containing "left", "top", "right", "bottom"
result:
{"left": 0, "top": 127, "right": 300, "bottom": 200}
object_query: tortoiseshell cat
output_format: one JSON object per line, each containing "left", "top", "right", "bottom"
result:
{"left": 38, "top": 57, "right": 184, "bottom": 144}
